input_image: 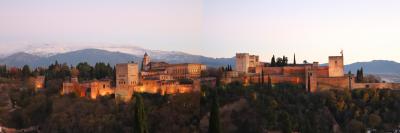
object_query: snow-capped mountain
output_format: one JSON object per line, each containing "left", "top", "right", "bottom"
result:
{"left": 0, "top": 45, "right": 235, "bottom": 68}
{"left": 22, "top": 44, "right": 77, "bottom": 57}
{"left": 97, "top": 46, "right": 191, "bottom": 60}
{"left": 19, "top": 44, "right": 190, "bottom": 59}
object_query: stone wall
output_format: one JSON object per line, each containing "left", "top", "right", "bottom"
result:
{"left": 263, "top": 67, "right": 283, "bottom": 75}
{"left": 353, "top": 83, "right": 400, "bottom": 89}
{"left": 317, "top": 66, "right": 329, "bottom": 77}
{"left": 249, "top": 75, "right": 304, "bottom": 84}
{"left": 317, "top": 77, "right": 351, "bottom": 91}
{"left": 283, "top": 66, "right": 306, "bottom": 76}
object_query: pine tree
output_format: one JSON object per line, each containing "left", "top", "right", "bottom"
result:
{"left": 271, "top": 55, "right": 276, "bottom": 67}
{"left": 134, "top": 94, "right": 149, "bottom": 133}
{"left": 209, "top": 90, "right": 221, "bottom": 133}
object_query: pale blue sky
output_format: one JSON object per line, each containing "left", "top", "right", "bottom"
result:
{"left": 1, "top": 0, "right": 400, "bottom": 63}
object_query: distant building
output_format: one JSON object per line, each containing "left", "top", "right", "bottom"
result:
{"left": 140, "top": 53, "right": 206, "bottom": 80}
{"left": 61, "top": 77, "right": 114, "bottom": 99}
{"left": 236, "top": 53, "right": 260, "bottom": 73}
{"left": 166, "top": 63, "right": 206, "bottom": 80}
{"left": 61, "top": 53, "right": 214, "bottom": 102}
{"left": 228, "top": 51, "right": 400, "bottom": 92}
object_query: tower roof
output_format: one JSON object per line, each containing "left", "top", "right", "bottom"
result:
{"left": 144, "top": 52, "right": 148, "bottom": 56}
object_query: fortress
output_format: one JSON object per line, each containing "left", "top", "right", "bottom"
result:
{"left": 62, "top": 53, "right": 214, "bottom": 102}
{"left": 224, "top": 52, "right": 400, "bottom": 92}
{"left": 61, "top": 51, "right": 400, "bottom": 101}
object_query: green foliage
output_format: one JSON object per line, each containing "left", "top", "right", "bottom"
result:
{"left": 202, "top": 83, "right": 400, "bottom": 132}
{"left": 271, "top": 55, "right": 276, "bottom": 67}
{"left": 77, "top": 62, "right": 93, "bottom": 81}
{"left": 346, "top": 119, "right": 365, "bottom": 133}
{"left": 45, "top": 61, "right": 70, "bottom": 80}
{"left": 94, "top": 63, "right": 113, "bottom": 80}
{"left": 276, "top": 56, "right": 289, "bottom": 67}
{"left": 293, "top": 54, "right": 296, "bottom": 65}
{"left": 280, "top": 111, "right": 292, "bottom": 133}
{"left": 134, "top": 94, "right": 149, "bottom": 133}
{"left": 356, "top": 67, "right": 364, "bottom": 83}
{"left": 208, "top": 90, "right": 221, "bottom": 133}
{"left": 21, "top": 65, "right": 31, "bottom": 78}
{"left": 0, "top": 65, "right": 7, "bottom": 77}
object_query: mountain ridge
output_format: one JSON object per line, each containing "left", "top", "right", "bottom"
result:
{"left": 1, "top": 47, "right": 400, "bottom": 76}
{"left": 0, "top": 48, "right": 235, "bottom": 68}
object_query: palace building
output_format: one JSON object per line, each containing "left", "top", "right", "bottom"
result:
{"left": 224, "top": 52, "right": 400, "bottom": 92}
{"left": 61, "top": 53, "right": 214, "bottom": 102}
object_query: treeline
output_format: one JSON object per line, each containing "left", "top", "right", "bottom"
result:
{"left": 4, "top": 87, "right": 200, "bottom": 133}
{"left": 355, "top": 67, "right": 383, "bottom": 83}
{"left": 0, "top": 61, "right": 114, "bottom": 82}
{"left": 201, "top": 83, "right": 400, "bottom": 133}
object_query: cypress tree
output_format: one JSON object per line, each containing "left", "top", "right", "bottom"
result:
{"left": 293, "top": 53, "right": 296, "bottom": 65}
{"left": 209, "top": 90, "right": 221, "bottom": 133}
{"left": 134, "top": 94, "right": 149, "bottom": 133}
{"left": 267, "top": 75, "right": 272, "bottom": 89}
{"left": 271, "top": 55, "right": 276, "bottom": 67}
{"left": 261, "top": 69, "right": 265, "bottom": 85}
{"left": 356, "top": 69, "right": 360, "bottom": 82}
{"left": 360, "top": 67, "right": 364, "bottom": 82}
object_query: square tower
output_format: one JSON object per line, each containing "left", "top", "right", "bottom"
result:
{"left": 236, "top": 53, "right": 259, "bottom": 73}
{"left": 328, "top": 56, "right": 344, "bottom": 77}
{"left": 116, "top": 63, "right": 139, "bottom": 88}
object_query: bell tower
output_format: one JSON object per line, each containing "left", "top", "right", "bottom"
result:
{"left": 142, "top": 52, "right": 150, "bottom": 71}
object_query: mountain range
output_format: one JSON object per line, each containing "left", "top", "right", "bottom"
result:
{"left": 1, "top": 45, "right": 400, "bottom": 82}
{"left": 0, "top": 46, "right": 234, "bottom": 68}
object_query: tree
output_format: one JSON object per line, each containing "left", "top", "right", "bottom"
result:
{"left": 261, "top": 69, "right": 265, "bottom": 86}
{"left": 134, "top": 94, "right": 149, "bottom": 133}
{"left": 271, "top": 55, "right": 276, "bottom": 67}
{"left": 368, "top": 114, "right": 382, "bottom": 128}
{"left": 76, "top": 62, "right": 93, "bottom": 81}
{"left": 209, "top": 90, "right": 221, "bottom": 133}
{"left": 267, "top": 75, "right": 272, "bottom": 89}
{"left": 346, "top": 119, "right": 365, "bottom": 133}
{"left": 293, "top": 54, "right": 296, "bottom": 65}
{"left": 280, "top": 111, "right": 292, "bottom": 133}
{"left": 0, "top": 65, "right": 7, "bottom": 77}
{"left": 22, "top": 65, "right": 31, "bottom": 78}
{"left": 360, "top": 67, "right": 364, "bottom": 82}
{"left": 356, "top": 67, "right": 365, "bottom": 83}
{"left": 94, "top": 62, "right": 113, "bottom": 79}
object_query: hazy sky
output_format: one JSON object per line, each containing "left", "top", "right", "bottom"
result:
{"left": 1, "top": 0, "right": 400, "bottom": 63}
